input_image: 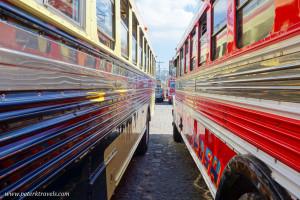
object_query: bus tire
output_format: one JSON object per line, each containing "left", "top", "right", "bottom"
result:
{"left": 136, "top": 113, "right": 150, "bottom": 155}
{"left": 173, "top": 122, "right": 182, "bottom": 142}
{"left": 238, "top": 193, "right": 264, "bottom": 200}
{"left": 168, "top": 99, "right": 172, "bottom": 104}
{"left": 215, "top": 155, "right": 289, "bottom": 200}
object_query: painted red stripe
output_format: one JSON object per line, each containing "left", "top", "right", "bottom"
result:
{"left": 176, "top": 92, "right": 300, "bottom": 172}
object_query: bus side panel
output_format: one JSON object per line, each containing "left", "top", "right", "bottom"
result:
{"left": 38, "top": 104, "right": 150, "bottom": 200}
{"left": 0, "top": 19, "right": 155, "bottom": 199}
{"left": 178, "top": 104, "right": 237, "bottom": 189}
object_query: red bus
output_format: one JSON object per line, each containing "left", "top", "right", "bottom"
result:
{"left": 172, "top": 0, "right": 300, "bottom": 199}
{"left": 168, "top": 76, "right": 176, "bottom": 104}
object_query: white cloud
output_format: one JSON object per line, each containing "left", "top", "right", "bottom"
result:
{"left": 136, "top": 0, "right": 201, "bottom": 43}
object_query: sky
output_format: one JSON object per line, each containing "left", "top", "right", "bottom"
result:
{"left": 135, "top": 0, "right": 203, "bottom": 71}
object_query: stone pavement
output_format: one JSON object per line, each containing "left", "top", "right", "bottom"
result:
{"left": 111, "top": 100, "right": 213, "bottom": 200}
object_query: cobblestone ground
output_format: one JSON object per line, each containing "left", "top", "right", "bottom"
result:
{"left": 111, "top": 100, "right": 213, "bottom": 200}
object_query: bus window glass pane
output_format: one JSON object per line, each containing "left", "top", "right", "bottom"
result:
{"left": 144, "top": 42, "right": 146, "bottom": 71}
{"left": 191, "top": 34, "right": 197, "bottom": 70}
{"left": 139, "top": 46, "right": 142, "bottom": 68}
{"left": 139, "top": 31, "right": 143, "bottom": 68}
{"left": 48, "top": 0, "right": 79, "bottom": 21}
{"left": 132, "top": 17, "right": 137, "bottom": 63}
{"left": 237, "top": 0, "right": 248, "bottom": 6}
{"left": 192, "top": 34, "right": 197, "bottom": 57}
{"left": 132, "top": 17, "right": 137, "bottom": 39}
{"left": 121, "top": 24, "right": 128, "bottom": 57}
{"left": 213, "top": 0, "right": 227, "bottom": 33}
{"left": 214, "top": 28, "right": 227, "bottom": 60}
{"left": 132, "top": 37, "right": 137, "bottom": 63}
{"left": 146, "top": 47, "right": 148, "bottom": 72}
{"left": 185, "top": 42, "right": 189, "bottom": 73}
{"left": 200, "top": 33, "right": 208, "bottom": 64}
{"left": 97, "top": 0, "right": 114, "bottom": 39}
{"left": 120, "top": 0, "right": 128, "bottom": 26}
{"left": 236, "top": 0, "right": 274, "bottom": 48}
{"left": 180, "top": 49, "right": 184, "bottom": 76}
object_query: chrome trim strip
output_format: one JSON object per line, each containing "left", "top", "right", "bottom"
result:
{"left": 204, "top": 62, "right": 300, "bottom": 80}
{"left": 177, "top": 90, "right": 300, "bottom": 121}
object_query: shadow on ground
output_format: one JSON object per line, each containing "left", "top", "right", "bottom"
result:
{"left": 155, "top": 100, "right": 172, "bottom": 106}
{"left": 112, "top": 99, "right": 212, "bottom": 200}
{"left": 111, "top": 134, "right": 213, "bottom": 200}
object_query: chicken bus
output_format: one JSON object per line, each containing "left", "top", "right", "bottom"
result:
{"left": 155, "top": 78, "right": 167, "bottom": 102}
{"left": 172, "top": 0, "right": 300, "bottom": 199}
{"left": 168, "top": 76, "right": 175, "bottom": 104}
{"left": 0, "top": 0, "right": 156, "bottom": 199}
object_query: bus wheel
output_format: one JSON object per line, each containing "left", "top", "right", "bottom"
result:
{"left": 215, "top": 155, "right": 289, "bottom": 200}
{"left": 168, "top": 99, "right": 172, "bottom": 104}
{"left": 173, "top": 122, "right": 182, "bottom": 142}
{"left": 136, "top": 113, "right": 150, "bottom": 155}
{"left": 238, "top": 193, "right": 264, "bottom": 200}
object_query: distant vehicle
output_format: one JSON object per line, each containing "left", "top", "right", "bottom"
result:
{"left": 168, "top": 77, "right": 175, "bottom": 104}
{"left": 155, "top": 78, "right": 164, "bottom": 102}
{"left": 172, "top": 0, "right": 300, "bottom": 200}
{"left": 162, "top": 80, "right": 168, "bottom": 99}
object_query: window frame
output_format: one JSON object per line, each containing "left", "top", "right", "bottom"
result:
{"left": 43, "top": 0, "right": 86, "bottom": 29}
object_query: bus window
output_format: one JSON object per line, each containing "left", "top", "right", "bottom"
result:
{"left": 190, "top": 29, "right": 197, "bottom": 71}
{"left": 97, "top": 0, "right": 115, "bottom": 49}
{"left": 149, "top": 53, "right": 151, "bottom": 74}
{"left": 199, "top": 13, "right": 207, "bottom": 65}
{"left": 185, "top": 40, "right": 189, "bottom": 74}
{"left": 147, "top": 47, "right": 149, "bottom": 73}
{"left": 144, "top": 41, "right": 147, "bottom": 72}
{"left": 180, "top": 48, "right": 184, "bottom": 76}
{"left": 139, "top": 30, "right": 143, "bottom": 69}
{"left": 236, "top": 0, "right": 275, "bottom": 48}
{"left": 212, "top": 0, "right": 227, "bottom": 60}
{"left": 48, "top": 0, "right": 82, "bottom": 22}
{"left": 132, "top": 15, "right": 138, "bottom": 64}
{"left": 120, "top": 0, "right": 129, "bottom": 58}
